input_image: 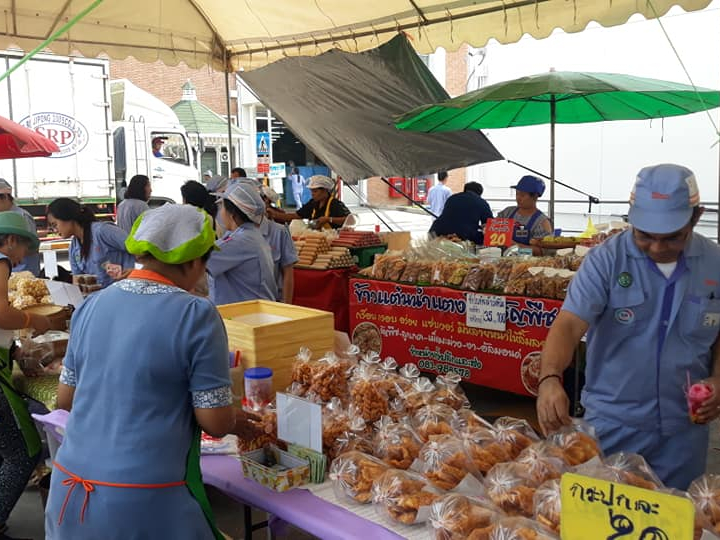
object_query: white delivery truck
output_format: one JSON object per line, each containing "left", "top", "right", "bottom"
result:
{"left": 0, "top": 51, "right": 198, "bottom": 236}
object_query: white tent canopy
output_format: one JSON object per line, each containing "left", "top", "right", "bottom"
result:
{"left": 0, "top": 0, "right": 712, "bottom": 71}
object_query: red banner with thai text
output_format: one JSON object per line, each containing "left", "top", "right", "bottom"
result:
{"left": 348, "top": 278, "right": 563, "bottom": 396}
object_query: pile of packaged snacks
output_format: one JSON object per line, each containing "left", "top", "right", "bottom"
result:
{"left": 371, "top": 469, "right": 440, "bottom": 524}
{"left": 9, "top": 272, "right": 53, "bottom": 308}
{"left": 329, "top": 451, "right": 390, "bottom": 504}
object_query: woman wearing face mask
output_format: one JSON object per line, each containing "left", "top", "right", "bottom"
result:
{"left": 47, "top": 199, "right": 136, "bottom": 288}
{"left": 205, "top": 183, "right": 277, "bottom": 305}
{"left": 497, "top": 175, "right": 553, "bottom": 254}
{"left": 0, "top": 212, "right": 52, "bottom": 540}
{"left": 116, "top": 175, "right": 151, "bottom": 233}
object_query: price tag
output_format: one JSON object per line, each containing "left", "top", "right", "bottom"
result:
{"left": 484, "top": 217, "right": 515, "bottom": 247}
{"left": 561, "top": 473, "right": 693, "bottom": 540}
{"left": 466, "top": 293, "right": 506, "bottom": 331}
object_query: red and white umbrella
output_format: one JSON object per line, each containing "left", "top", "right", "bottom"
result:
{"left": 0, "top": 115, "right": 59, "bottom": 159}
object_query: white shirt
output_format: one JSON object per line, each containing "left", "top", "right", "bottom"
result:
{"left": 427, "top": 183, "right": 452, "bottom": 216}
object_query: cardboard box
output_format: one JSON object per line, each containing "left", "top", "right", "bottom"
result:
{"left": 217, "top": 300, "right": 335, "bottom": 394}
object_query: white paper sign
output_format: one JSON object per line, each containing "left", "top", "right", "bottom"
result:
{"left": 45, "top": 280, "right": 85, "bottom": 308}
{"left": 42, "top": 250, "right": 58, "bottom": 279}
{"left": 276, "top": 392, "right": 323, "bottom": 453}
{"left": 466, "top": 293, "right": 506, "bottom": 331}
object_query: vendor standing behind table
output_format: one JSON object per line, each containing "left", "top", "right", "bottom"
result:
{"left": 0, "top": 179, "right": 40, "bottom": 276}
{"left": 206, "top": 183, "right": 277, "bottom": 305}
{"left": 497, "top": 175, "right": 553, "bottom": 254}
{"left": 45, "top": 204, "right": 263, "bottom": 540}
{"left": 47, "top": 198, "right": 136, "bottom": 288}
{"left": 0, "top": 212, "right": 52, "bottom": 540}
{"left": 537, "top": 164, "right": 720, "bottom": 490}
{"left": 429, "top": 182, "right": 493, "bottom": 244}
{"left": 427, "top": 171, "right": 452, "bottom": 216}
{"left": 116, "top": 174, "right": 151, "bottom": 233}
{"left": 268, "top": 175, "right": 350, "bottom": 230}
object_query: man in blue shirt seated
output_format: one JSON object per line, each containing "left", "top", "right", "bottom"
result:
{"left": 537, "top": 163, "right": 720, "bottom": 490}
{"left": 428, "top": 182, "right": 493, "bottom": 244}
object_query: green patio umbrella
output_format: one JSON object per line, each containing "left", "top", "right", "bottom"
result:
{"left": 395, "top": 71, "right": 720, "bottom": 222}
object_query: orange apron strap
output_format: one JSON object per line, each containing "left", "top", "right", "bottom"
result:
{"left": 53, "top": 461, "right": 186, "bottom": 525}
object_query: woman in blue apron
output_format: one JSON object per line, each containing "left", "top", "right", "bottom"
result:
{"left": 0, "top": 212, "right": 53, "bottom": 540}
{"left": 497, "top": 175, "right": 553, "bottom": 254}
{"left": 45, "top": 205, "right": 261, "bottom": 540}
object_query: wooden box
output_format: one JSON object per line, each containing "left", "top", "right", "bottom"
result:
{"left": 217, "top": 300, "right": 335, "bottom": 395}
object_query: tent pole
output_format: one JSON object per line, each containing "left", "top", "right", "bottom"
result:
{"left": 549, "top": 97, "right": 556, "bottom": 224}
{"left": 225, "top": 60, "right": 234, "bottom": 168}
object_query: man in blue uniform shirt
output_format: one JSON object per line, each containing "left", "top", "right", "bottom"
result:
{"left": 537, "top": 163, "right": 720, "bottom": 489}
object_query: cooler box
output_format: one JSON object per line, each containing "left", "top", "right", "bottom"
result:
{"left": 216, "top": 300, "right": 335, "bottom": 394}
{"left": 349, "top": 245, "right": 387, "bottom": 268}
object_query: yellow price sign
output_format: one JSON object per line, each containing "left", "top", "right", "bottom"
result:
{"left": 560, "top": 473, "right": 694, "bottom": 540}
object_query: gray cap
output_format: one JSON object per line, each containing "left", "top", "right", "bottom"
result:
{"left": 0, "top": 178, "right": 12, "bottom": 194}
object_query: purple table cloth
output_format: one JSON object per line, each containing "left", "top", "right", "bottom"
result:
{"left": 200, "top": 455, "right": 406, "bottom": 540}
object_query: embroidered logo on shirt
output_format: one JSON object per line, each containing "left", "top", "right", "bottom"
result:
{"left": 617, "top": 272, "right": 633, "bottom": 288}
{"left": 703, "top": 313, "right": 720, "bottom": 327}
{"left": 651, "top": 192, "right": 670, "bottom": 200}
{"left": 614, "top": 308, "right": 635, "bottom": 325}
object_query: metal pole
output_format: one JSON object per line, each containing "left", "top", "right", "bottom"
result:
{"left": 224, "top": 67, "right": 234, "bottom": 168}
{"left": 267, "top": 108, "right": 273, "bottom": 164}
{"left": 549, "top": 96, "right": 556, "bottom": 224}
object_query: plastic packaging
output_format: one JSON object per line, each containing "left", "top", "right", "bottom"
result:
{"left": 402, "top": 376, "right": 438, "bottom": 414}
{"left": 688, "top": 474, "right": 720, "bottom": 536}
{"left": 462, "top": 426, "right": 515, "bottom": 474}
{"left": 514, "top": 442, "right": 567, "bottom": 485}
{"left": 658, "top": 486, "right": 713, "bottom": 540}
{"left": 290, "top": 347, "right": 314, "bottom": 388}
{"left": 323, "top": 398, "right": 350, "bottom": 457}
{"left": 14, "top": 338, "right": 55, "bottom": 375}
{"left": 451, "top": 409, "right": 493, "bottom": 436}
{"left": 489, "top": 516, "right": 559, "bottom": 540}
{"left": 349, "top": 362, "right": 389, "bottom": 423}
{"left": 372, "top": 468, "right": 440, "bottom": 524}
{"left": 533, "top": 479, "right": 561, "bottom": 534}
{"left": 412, "top": 403, "right": 456, "bottom": 443}
{"left": 484, "top": 462, "right": 542, "bottom": 517}
{"left": 418, "top": 434, "right": 480, "bottom": 491}
{"left": 492, "top": 417, "right": 540, "bottom": 460}
{"left": 603, "top": 452, "right": 663, "bottom": 490}
{"left": 435, "top": 373, "right": 470, "bottom": 410}
{"left": 309, "top": 353, "right": 351, "bottom": 402}
{"left": 373, "top": 417, "right": 423, "bottom": 470}
{"left": 427, "top": 493, "right": 500, "bottom": 540}
{"left": 687, "top": 380, "right": 714, "bottom": 424}
{"left": 331, "top": 417, "right": 374, "bottom": 462}
{"left": 244, "top": 367, "right": 273, "bottom": 411}
{"left": 547, "top": 421, "right": 602, "bottom": 466}
{"left": 328, "top": 451, "right": 390, "bottom": 504}
{"left": 236, "top": 406, "right": 277, "bottom": 453}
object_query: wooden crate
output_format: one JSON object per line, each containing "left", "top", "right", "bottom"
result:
{"left": 217, "top": 300, "right": 335, "bottom": 395}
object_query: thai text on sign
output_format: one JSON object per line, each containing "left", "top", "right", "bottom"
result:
{"left": 484, "top": 217, "right": 515, "bottom": 247}
{"left": 467, "top": 293, "right": 506, "bottom": 331}
{"left": 560, "top": 472, "right": 693, "bottom": 540}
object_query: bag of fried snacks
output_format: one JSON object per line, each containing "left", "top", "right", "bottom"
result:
{"left": 418, "top": 434, "right": 480, "bottom": 491}
{"left": 329, "top": 451, "right": 390, "bottom": 504}
{"left": 372, "top": 468, "right": 441, "bottom": 525}
{"left": 514, "top": 442, "right": 568, "bottom": 485}
{"left": 427, "top": 493, "right": 500, "bottom": 540}
{"left": 412, "top": 403, "right": 457, "bottom": 443}
{"left": 484, "top": 462, "right": 542, "bottom": 517}
{"left": 546, "top": 421, "right": 602, "bottom": 466}
{"left": 373, "top": 417, "right": 423, "bottom": 470}
{"left": 492, "top": 417, "right": 540, "bottom": 460}
{"left": 435, "top": 373, "right": 470, "bottom": 410}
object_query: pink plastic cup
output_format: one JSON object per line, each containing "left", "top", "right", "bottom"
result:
{"left": 688, "top": 382, "right": 714, "bottom": 424}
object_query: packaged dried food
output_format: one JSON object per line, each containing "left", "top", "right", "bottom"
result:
{"left": 533, "top": 479, "right": 561, "bottom": 533}
{"left": 417, "top": 261, "right": 434, "bottom": 285}
{"left": 489, "top": 516, "right": 559, "bottom": 540}
{"left": 547, "top": 422, "right": 602, "bottom": 466}
{"left": 373, "top": 418, "right": 423, "bottom": 470}
{"left": 372, "top": 254, "right": 401, "bottom": 280}
{"left": 403, "top": 376, "right": 438, "bottom": 414}
{"left": 290, "top": 347, "right": 314, "bottom": 387}
{"left": 309, "top": 353, "right": 351, "bottom": 402}
{"left": 372, "top": 468, "right": 440, "bottom": 524}
{"left": 491, "top": 259, "right": 516, "bottom": 290}
{"left": 376, "top": 357, "right": 405, "bottom": 400}
{"left": 418, "top": 434, "right": 480, "bottom": 491}
{"left": 451, "top": 409, "right": 493, "bottom": 436}
{"left": 688, "top": 474, "right": 720, "bottom": 536}
{"left": 385, "top": 258, "right": 407, "bottom": 282}
{"left": 323, "top": 398, "right": 349, "bottom": 455}
{"left": 412, "top": 403, "right": 456, "bottom": 443}
{"left": 435, "top": 373, "right": 470, "bottom": 410}
{"left": 493, "top": 417, "right": 540, "bottom": 459}
{"left": 330, "top": 416, "right": 374, "bottom": 462}
{"left": 350, "top": 362, "right": 389, "bottom": 423}
{"left": 395, "top": 363, "right": 421, "bottom": 396}
{"left": 463, "top": 426, "right": 514, "bottom": 474}
{"left": 514, "top": 442, "right": 567, "bottom": 485}
{"left": 387, "top": 397, "right": 408, "bottom": 422}
{"left": 462, "top": 264, "right": 495, "bottom": 292}
{"left": 485, "top": 462, "right": 541, "bottom": 517}
{"left": 399, "top": 260, "right": 423, "bottom": 284}
{"left": 236, "top": 406, "right": 277, "bottom": 453}
{"left": 659, "top": 486, "right": 712, "bottom": 540}
{"left": 329, "top": 451, "right": 390, "bottom": 504}
{"left": 603, "top": 452, "right": 663, "bottom": 490}
{"left": 427, "top": 493, "right": 500, "bottom": 540}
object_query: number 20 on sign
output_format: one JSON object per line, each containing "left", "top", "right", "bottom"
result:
{"left": 560, "top": 473, "right": 693, "bottom": 540}
{"left": 484, "top": 217, "right": 515, "bottom": 247}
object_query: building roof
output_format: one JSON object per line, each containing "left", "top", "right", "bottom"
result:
{"left": 171, "top": 81, "right": 244, "bottom": 137}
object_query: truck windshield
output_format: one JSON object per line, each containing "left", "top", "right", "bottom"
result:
{"left": 152, "top": 133, "right": 189, "bottom": 166}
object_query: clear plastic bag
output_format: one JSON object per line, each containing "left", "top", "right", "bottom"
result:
{"left": 14, "top": 338, "right": 55, "bottom": 375}
{"left": 236, "top": 406, "right": 277, "bottom": 453}
{"left": 372, "top": 468, "right": 440, "bottom": 524}
{"left": 373, "top": 417, "right": 423, "bottom": 470}
{"left": 514, "top": 442, "right": 567, "bottom": 485}
{"left": 659, "top": 486, "right": 713, "bottom": 540}
{"left": 323, "top": 398, "right": 349, "bottom": 456}
{"left": 533, "top": 478, "right": 561, "bottom": 534}
{"left": 290, "top": 347, "right": 314, "bottom": 387}
{"left": 309, "top": 352, "right": 351, "bottom": 402}
{"left": 604, "top": 452, "right": 663, "bottom": 490}
{"left": 546, "top": 421, "right": 602, "bottom": 466}
{"left": 395, "top": 363, "right": 421, "bottom": 397}
{"left": 376, "top": 357, "right": 405, "bottom": 400}
{"left": 461, "top": 263, "right": 496, "bottom": 292}
{"left": 419, "top": 434, "right": 480, "bottom": 491}
{"left": 435, "top": 373, "right": 470, "bottom": 410}
{"left": 462, "top": 426, "right": 515, "bottom": 475}
{"left": 403, "top": 376, "right": 438, "bottom": 414}
{"left": 412, "top": 403, "right": 456, "bottom": 443}
{"left": 331, "top": 416, "right": 374, "bottom": 462}
{"left": 489, "top": 516, "right": 559, "bottom": 540}
{"left": 329, "top": 451, "right": 390, "bottom": 504}
{"left": 427, "top": 493, "right": 500, "bottom": 540}
{"left": 349, "top": 361, "right": 390, "bottom": 423}
{"left": 451, "top": 409, "right": 493, "bottom": 436}
{"left": 484, "top": 462, "right": 542, "bottom": 517}
{"left": 688, "top": 474, "right": 720, "bottom": 536}
{"left": 492, "top": 417, "right": 540, "bottom": 460}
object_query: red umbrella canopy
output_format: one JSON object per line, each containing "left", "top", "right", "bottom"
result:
{"left": 0, "top": 114, "right": 59, "bottom": 159}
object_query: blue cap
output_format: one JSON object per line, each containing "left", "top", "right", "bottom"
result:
{"left": 244, "top": 367, "right": 273, "bottom": 380}
{"left": 511, "top": 175, "right": 546, "bottom": 196}
{"left": 628, "top": 164, "right": 699, "bottom": 234}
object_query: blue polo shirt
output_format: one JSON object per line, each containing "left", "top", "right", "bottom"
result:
{"left": 69, "top": 222, "right": 136, "bottom": 288}
{"left": 259, "top": 219, "right": 298, "bottom": 301}
{"left": 563, "top": 229, "right": 720, "bottom": 435}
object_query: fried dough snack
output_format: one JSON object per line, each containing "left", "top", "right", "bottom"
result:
{"left": 373, "top": 419, "right": 423, "bottom": 470}
{"left": 412, "top": 404, "right": 456, "bottom": 443}
{"left": 451, "top": 409, "right": 493, "bottom": 436}
{"left": 688, "top": 474, "right": 720, "bottom": 536}
{"left": 462, "top": 426, "right": 515, "bottom": 474}
{"left": 493, "top": 417, "right": 540, "bottom": 460}
{"left": 329, "top": 451, "right": 391, "bottom": 504}
{"left": 290, "top": 347, "right": 314, "bottom": 386}
{"left": 309, "top": 353, "right": 351, "bottom": 402}
{"left": 489, "top": 516, "right": 559, "bottom": 540}
{"left": 419, "top": 434, "right": 479, "bottom": 491}
{"left": 427, "top": 494, "right": 500, "bottom": 540}
{"left": 533, "top": 479, "right": 561, "bottom": 533}
{"left": 350, "top": 374, "right": 389, "bottom": 423}
{"left": 402, "top": 376, "right": 438, "bottom": 414}
{"left": 515, "top": 442, "right": 567, "bottom": 485}
{"left": 372, "top": 469, "right": 440, "bottom": 524}
{"left": 236, "top": 407, "right": 277, "bottom": 452}
{"left": 604, "top": 452, "right": 663, "bottom": 491}
{"left": 547, "top": 424, "right": 602, "bottom": 466}
{"left": 331, "top": 418, "right": 374, "bottom": 462}
{"left": 485, "top": 462, "right": 541, "bottom": 517}
{"left": 435, "top": 373, "right": 470, "bottom": 410}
